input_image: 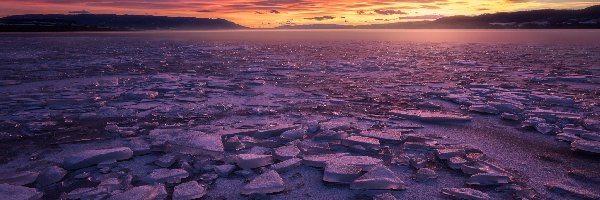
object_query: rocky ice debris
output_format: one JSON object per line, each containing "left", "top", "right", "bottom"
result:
{"left": 0, "top": 183, "right": 43, "bottom": 200}
{"left": 467, "top": 173, "right": 511, "bottom": 186}
{"left": 35, "top": 166, "right": 67, "bottom": 187}
{"left": 274, "top": 145, "right": 300, "bottom": 160}
{"left": 350, "top": 165, "right": 405, "bottom": 190}
{"left": 323, "top": 163, "right": 362, "bottom": 184}
{"left": 108, "top": 185, "right": 167, "bottom": 200}
{"left": 390, "top": 110, "right": 471, "bottom": 123}
{"left": 241, "top": 170, "right": 285, "bottom": 195}
{"left": 173, "top": 181, "right": 206, "bottom": 200}
{"left": 145, "top": 168, "right": 189, "bottom": 184}
{"left": 167, "top": 133, "right": 224, "bottom": 158}
{"left": 271, "top": 158, "right": 302, "bottom": 172}
{"left": 63, "top": 147, "right": 133, "bottom": 170}
{"left": 469, "top": 105, "right": 500, "bottom": 115}
{"left": 441, "top": 188, "right": 490, "bottom": 200}
{"left": 571, "top": 139, "right": 600, "bottom": 154}
{"left": 545, "top": 181, "right": 600, "bottom": 200}
{"left": 0, "top": 170, "right": 39, "bottom": 186}
{"left": 235, "top": 154, "right": 273, "bottom": 169}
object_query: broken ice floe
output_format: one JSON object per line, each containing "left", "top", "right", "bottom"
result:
{"left": 63, "top": 147, "right": 133, "bottom": 170}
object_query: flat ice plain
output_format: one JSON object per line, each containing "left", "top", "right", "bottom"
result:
{"left": 0, "top": 30, "right": 599, "bottom": 200}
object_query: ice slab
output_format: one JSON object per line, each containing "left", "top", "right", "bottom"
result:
{"left": 63, "top": 147, "right": 133, "bottom": 170}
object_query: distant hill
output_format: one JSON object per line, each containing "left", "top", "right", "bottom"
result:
{"left": 279, "top": 5, "right": 600, "bottom": 29}
{"left": 0, "top": 14, "right": 246, "bottom": 32}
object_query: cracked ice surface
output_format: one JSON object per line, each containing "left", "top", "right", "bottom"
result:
{"left": 0, "top": 34, "right": 599, "bottom": 199}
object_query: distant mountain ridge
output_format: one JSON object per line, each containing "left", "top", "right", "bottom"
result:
{"left": 0, "top": 14, "right": 246, "bottom": 32}
{"left": 280, "top": 5, "right": 600, "bottom": 29}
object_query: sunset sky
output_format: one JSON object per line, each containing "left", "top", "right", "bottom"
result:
{"left": 0, "top": 0, "right": 598, "bottom": 28}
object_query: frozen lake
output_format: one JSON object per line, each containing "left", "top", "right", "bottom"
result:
{"left": 0, "top": 30, "right": 599, "bottom": 199}
{"left": 3, "top": 29, "right": 600, "bottom": 44}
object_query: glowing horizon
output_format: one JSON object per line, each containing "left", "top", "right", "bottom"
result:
{"left": 1, "top": 0, "right": 598, "bottom": 28}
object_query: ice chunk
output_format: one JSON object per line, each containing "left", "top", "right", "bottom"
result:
{"left": 313, "top": 130, "right": 348, "bottom": 141}
{"left": 247, "top": 146, "right": 271, "bottom": 155}
{"left": 214, "top": 165, "right": 236, "bottom": 177}
{"left": 358, "top": 131, "right": 403, "bottom": 142}
{"left": 328, "top": 156, "right": 384, "bottom": 171}
{"left": 489, "top": 102, "right": 524, "bottom": 113}
{"left": 390, "top": 110, "right": 471, "bottom": 123}
{"left": 323, "top": 163, "right": 362, "bottom": 184}
{"left": 373, "top": 193, "right": 397, "bottom": 200}
{"left": 167, "top": 134, "right": 224, "bottom": 158}
{"left": 545, "top": 181, "right": 600, "bottom": 200}
{"left": 306, "top": 120, "right": 320, "bottom": 134}
{"left": 302, "top": 153, "right": 349, "bottom": 168}
{"left": 108, "top": 185, "right": 167, "bottom": 200}
{"left": 568, "top": 169, "right": 600, "bottom": 183}
{"left": 36, "top": 166, "right": 67, "bottom": 187}
{"left": 342, "top": 136, "right": 380, "bottom": 149}
{"left": 415, "top": 168, "right": 438, "bottom": 181}
{"left": 280, "top": 129, "right": 306, "bottom": 140}
{"left": 350, "top": 165, "right": 405, "bottom": 190}
{"left": 447, "top": 156, "right": 468, "bottom": 170}
{"left": 235, "top": 154, "right": 273, "bottom": 169}
{"left": 436, "top": 148, "right": 466, "bottom": 160}
{"left": 571, "top": 139, "right": 600, "bottom": 154}
{"left": 98, "top": 178, "right": 121, "bottom": 191}
{"left": 0, "top": 184, "right": 43, "bottom": 200}
{"left": 583, "top": 119, "right": 600, "bottom": 131}
{"left": 271, "top": 158, "right": 302, "bottom": 172}
{"left": 154, "top": 154, "right": 177, "bottom": 168}
{"left": 467, "top": 173, "right": 511, "bottom": 186}
{"left": 253, "top": 125, "right": 298, "bottom": 139}
{"left": 173, "top": 181, "right": 206, "bottom": 200}
{"left": 241, "top": 170, "right": 285, "bottom": 195}
{"left": 274, "top": 145, "right": 300, "bottom": 161}
{"left": 127, "top": 137, "right": 152, "bottom": 155}
{"left": 0, "top": 171, "right": 39, "bottom": 186}
{"left": 469, "top": 105, "right": 499, "bottom": 115}
{"left": 145, "top": 169, "right": 189, "bottom": 184}
{"left": 441, "top": 188, "right": 490, "bottom": 200}
{"left": 63, "top": 147, "right": 133, "bottom": 170}
{"left": 64, "top": 187, "right": 108, "bottom": 200}
{"left": 501, "top": 113, "right": 520, "bottom": 121}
